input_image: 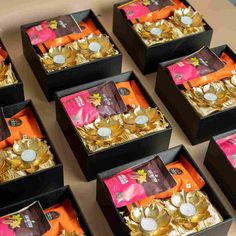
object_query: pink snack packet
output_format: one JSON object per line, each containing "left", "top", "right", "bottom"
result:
{"left": 26, "top": 15, "right": 81, "bottom": 45}
{"left": 120, "top": 0, "right": 173, "bottom": 20}
{"left": 104, "top": 156, "right": 176, "bottom": 208}
{"left": 26, "top": 21, "right": 56, "bottom": 45}
{"left": 61, "top": 81, "right": 127, "bottom": 127}
{"left": 217, "top": 134, "right": 236, "bottom": 168}
{"left": 167, "top": 46, "right": 225, "bottom": 85}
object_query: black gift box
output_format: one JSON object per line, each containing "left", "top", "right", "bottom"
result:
{"left": 55, "top": 71, "right": 172, "bottom": 181}
{"left": 204, "top": 129, "right": 236, "bottom": 210}
{"left": 21, "top": 10, "right": 122, "bottom": 101}
{"left": 113, "top": 0, "right": 213, "bottom": 74}
{"left": 0, "top": 100, "right": 63, "bottom": 207}
{"left": 0, "top": 39, "right": 24, "bottom": 106}
{"left": 155, "top": 45, "right": 236, "bottom": 145}
{"left": 97, "top": 145, "right": 233, "bottom": 236}
{"left": 0, "top": 185, "right": 93, "bottom": 236}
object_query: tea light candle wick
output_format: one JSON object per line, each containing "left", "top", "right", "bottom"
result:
{"left": 179, "top": 203, "right": 196, "bottom": 217}
{"left": 21, "top": 149, "right": 36, "bottom": 162}
{"left": 53, "top": 55, "right": 66, "bottom": 65}
{"left": 89, "top": 42, "right": 101, "bottom": 52}
{"left": 140, "top": 217, "right": 158, "bottom": 232}
{"left": 135, "top": 115, "right": 149, "bottom": 125}
{"left": 150, "top": 27, "right": 162, "bottom": 36}
{"left": 204, "top": 93, "right": 217, "bottom": 102}
{"left": 97, "top": 127, "right": 112, "bottom": 138}
{"left": 181, "top": 16, "right": 193, "bottom": 25}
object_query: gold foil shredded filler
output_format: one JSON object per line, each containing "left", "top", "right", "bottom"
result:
{"left": 133, "top": 7, "right": 205, "bottom": 47}
{"left": 60, "top": 230, "right": 85, "bottom": 236}
{"left": 77, "top": 107, "right": 169, "bottom": 153}
{"left": 0, "top": 62, "right": 18, "bottom": 87}
{"left": 124, "top": 190, "right": 223, "bottom": 236}
{"left": 183, "top": 74, "right": 236, "bottom": 117}
{"left": 40, "top": 33, "right": 119, "bottom": 72}
{"left": 0, "top": 152, "right": 26, "bottom": 184}
{"left": 0, "top": 136, "right": 55, "bottom": 183}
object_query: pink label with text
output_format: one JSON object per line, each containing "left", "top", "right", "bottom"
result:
{"left": 61, "top": 90, "right": 99, "bottom": 127}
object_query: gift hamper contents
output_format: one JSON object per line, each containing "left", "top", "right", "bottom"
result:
{"left": 0, "top": 107, "right": 55, "bottom": 184}
{"left": 118, "top": 0, "right": 206, "bottom": 46}
{"left": 60, "top": 80, "right": 169, "bottom": 153}
{"left": 216, "top": 133, "right": 236, "bottom": 169}
{"left": 166, "top": 46, "right": 236, "bottom": 117}
{"left": 25, "top": 14, "right": 119, "bottom": 72}
{"left": 103, "top": 154, "right": 223, "bottom": 235}
{"left": 0, "top": 44, "right": 18, "bottom": 87}
{"left": 0, "top": 199, "right": 86, "bottom": 236}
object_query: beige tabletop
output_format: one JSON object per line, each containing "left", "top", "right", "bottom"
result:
{"left": 0, "top": 0, "right": 236, "bottom": 235}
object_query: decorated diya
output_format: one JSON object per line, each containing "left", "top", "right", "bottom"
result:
{"left": 169, "top": 7, "right": 205, "bottom": 35}
{"left": 0, "top": 136, "right": 55, "bottom": 183}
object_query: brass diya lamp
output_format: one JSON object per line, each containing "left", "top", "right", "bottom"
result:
{"left": 77, "top": 116, "right": 129, "bottom": 153}
{"left": 69, "top": 33, "right": 119, "bottom": 60}
{"left": 169, "top": 7, "right": 205, "bottom": 35}
{"left": 183, "top": 78, "right": 236, "bottom": 117}
{"left": 125, "top": 200, "right": 173, "bottom": 236}
{"left": 0, "top": 62, "right": 18, "bottom": 87}
{"left": 133, "top": 20, "right": 182, "bottom": 46}
{"left": 163, "top": 190, "right": 223, "bottom": 234}
{"left": 3, "top": 136, "right": 55, "bottom": 175}
{"left": 39, "top": 46, "right": 79, "bottom": 72}
{"left": 77, "top": 107, "right": 169, "bottom": 153}
{"left": 122, "top": 107, "right": 169, "bottom": 135}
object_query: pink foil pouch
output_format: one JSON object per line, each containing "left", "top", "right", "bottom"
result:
{"left": 26, "top": 15, "right": 81, "bottom": 45}
{"left": 104, "top": 156, "right": 176, "bottom": 208}
{"left": 61, "top": 81, "right": 127, "bottom": 127}
{"left": 217, "top": 134, "right": 236, "bottom": 168}
{"left": 120, "top": 0, "right": 173, "bottom": 20}
{"left": 167, "top": 46, "right": 225, "bottom": 85}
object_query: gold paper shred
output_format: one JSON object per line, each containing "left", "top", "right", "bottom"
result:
{"left": 0, "top": 62, "right": 18, "bottom": 87}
